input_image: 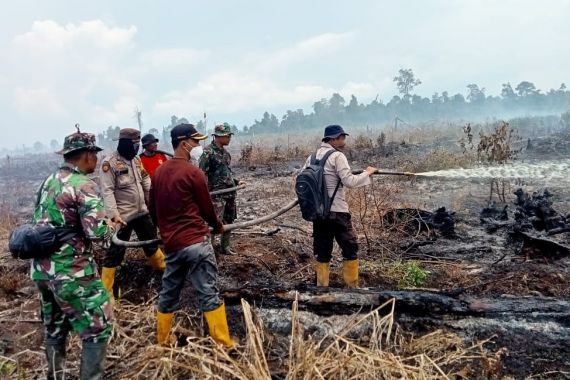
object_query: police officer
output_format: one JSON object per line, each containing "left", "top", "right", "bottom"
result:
{"left": 199, "top": 123, "right": 243, "bottom": 255}
{"left": 99, "top": 128, "right": 165, "bottom": 295}
{"left": 34, "top": 129, "right": 114, "bottom": 379}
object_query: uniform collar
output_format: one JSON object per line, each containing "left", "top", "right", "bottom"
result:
{"left": 60, "top": 162, "right": 83, "bottom": 174}
{"left": 212, "top": 141, "right": 225, "bottom": 152}
{"left": 320, "top": 142, "right": 335, "bottom": 149}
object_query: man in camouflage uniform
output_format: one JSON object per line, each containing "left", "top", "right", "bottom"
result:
{"left": 199, "top": 123, "right": 242, "bottom": 255}
{"left": 99, "top": 128, "right": 165, "bottom": 295}
{"left": 33, "top": 130, "right": 115, "bottom": 379}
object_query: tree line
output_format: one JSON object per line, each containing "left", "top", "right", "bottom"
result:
{"left": 245, "top": 70, "right": 569, "bottom": 135}
{"left": 8, "top": 69, "right": 570, "bottom": 155}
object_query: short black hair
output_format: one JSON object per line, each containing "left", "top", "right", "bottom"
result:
{"left": 171, "top": 138, "right": 182, "bottom": 150}
{"left": 323, "top": 137, "right": 332, "bottom": 143}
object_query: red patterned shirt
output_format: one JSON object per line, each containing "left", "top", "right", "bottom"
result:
{"left": 139, "top": 151, "right": 168, "bottom": 179}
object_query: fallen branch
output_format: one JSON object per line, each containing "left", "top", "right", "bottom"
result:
{"left": 221, "top": 286, "right": 570, "bottom": 320}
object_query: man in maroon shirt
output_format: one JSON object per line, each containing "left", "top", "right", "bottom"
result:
{"left": 150, "top": 123, "right": 236, "bottom": 347}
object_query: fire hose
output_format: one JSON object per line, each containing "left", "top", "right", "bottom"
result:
{"left": 111, "top": 199, "right": 299, "bottom": 247}
{"left": 111, "top": 169, "right": 415, "bottom": 248}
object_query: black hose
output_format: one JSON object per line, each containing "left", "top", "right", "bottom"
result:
{"left": 111, "top": 200, "right": 300, "bottom": 248}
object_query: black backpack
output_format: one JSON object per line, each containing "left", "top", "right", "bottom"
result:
{"left": 8, "top": 175, "right": 77, "bottom": 260}
{"left": 295, "top": 149, "right": 341, "bottom": 221}
{"left": 9, "top": 224, "right": 77, "bottom": 260}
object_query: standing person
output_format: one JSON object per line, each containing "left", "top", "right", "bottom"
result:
{"left": 34, "top": 129, "right": 114, "bottom": 379}
{"left": 199, "top": 123, "right": 242, "bottom": 255}
{"left": 139, "top": 133, "right": 169, "bottom": 180}
{"left": 99, "top": 128, "right": 165, "bottom": 296}
{"left": 303, "top": 125, "right": 377, "bottom": 288}
{"left": 151, "top": 123, "right": 236, "bottom": 347}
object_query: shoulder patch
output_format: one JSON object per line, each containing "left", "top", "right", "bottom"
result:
{"left": 101, "top": 162, "right": 110, "bottom": 173}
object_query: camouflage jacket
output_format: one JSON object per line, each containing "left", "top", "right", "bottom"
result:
{"left": 31, "top": 163, "right": 113, "bottom": 281}
{"left": 199, "top": 143, "right": 237, "bottom": 192}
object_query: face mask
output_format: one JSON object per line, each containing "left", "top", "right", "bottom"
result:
{"left": 190, "top": 145, "right": 203, "bottom": 164}
{"left": 117, "top": 138, "right": 138, "bottom": 160}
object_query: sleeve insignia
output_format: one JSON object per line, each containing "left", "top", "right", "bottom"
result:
{"left": 101, "top": 162, "right": 111, "bottom": 173}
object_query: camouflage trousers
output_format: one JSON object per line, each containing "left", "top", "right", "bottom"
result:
{"left": 212, "top": 194, "right": 237, "bottom": 224}
{"left": 36, "top": 275, "right": 113, "bottom": 343}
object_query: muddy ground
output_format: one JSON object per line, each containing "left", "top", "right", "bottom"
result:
{"left": 1, "top": 129, "right": 570, "bottom": 379}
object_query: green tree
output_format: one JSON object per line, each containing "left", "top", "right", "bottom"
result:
{"left": 501, "top": 82, "right": 517, "bottom": 99}
{"left": 515, "top": 81, "right": 538, "bottom": 97}
{"left": 466, "top": 84, "right": 486, "bottom": 103}
{"left": 393, "top": 68, "right": 422, "bottom": 96}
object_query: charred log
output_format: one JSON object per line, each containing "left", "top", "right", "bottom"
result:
{"left": 221, "top": 286, "right": 570, "bottom": 323}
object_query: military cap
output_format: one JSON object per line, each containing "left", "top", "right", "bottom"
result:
{"left": 141, "top": 133, "right": 159, "bottom": 146}
{"left": 113, "top": 128, "right": 141, "bottom": 141}
{"left": 56, "top": 131, "right": 103, "bottom": 155}
{"left": 212, "top": 123, "right": 234, "bottom": 137}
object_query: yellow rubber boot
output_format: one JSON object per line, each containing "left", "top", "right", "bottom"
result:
{"left": 315, "top": 262, "right": 330, "bottom": 287}
{"left": 204, "top": 303, "right": 237, "bottom": 348}
{"left": 101, "top": 267, "right": 116, "bottom": 294}
{"left": 343, "top": 259, "right": 359, "bottom": 288}
{"left": 148, "top": 248, "right": 166, "bottom": 271}
{"left": 156, "top": 311, "right": 174, "bottom": 346}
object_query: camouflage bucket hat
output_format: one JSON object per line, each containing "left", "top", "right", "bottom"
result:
{"left": 56, "top": 131, "right": 103, "bottom": 155}
{"left": 213, "top": 123, "right": 234, "bottom": 137}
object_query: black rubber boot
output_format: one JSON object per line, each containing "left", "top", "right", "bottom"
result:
{"left": 45, "top": 338, "right": 66, "bottom": 380}
{"left": 80, "top": 341, "right": 107, "bottom": 380}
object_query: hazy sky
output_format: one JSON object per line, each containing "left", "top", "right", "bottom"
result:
{"left": 1, "top": 0, "right": 569, "bottom": 149}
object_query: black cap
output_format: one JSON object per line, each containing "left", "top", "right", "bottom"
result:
{"left": 141, "top": 133, "right": 159, "bottom": 146}
{"left": 322, "top": 125, "right": 349, "bottom": 141}
{"left": 170, "top": 123, "right": 207, "bottom": 142}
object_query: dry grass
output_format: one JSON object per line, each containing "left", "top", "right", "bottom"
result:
{"left": 107, "top": 296, "right": 494, "bottom": 379}
{"left": 1, "top": 294, "right": 497, "bottom": 379}
{"left": 129, "top": 300, "right": 487, "bottom": 379}
{"left": 0, "top": 203, "right": 17, "bottom": 237}
{"left": 400, "top": 148, "right": 476, "bottom": 174}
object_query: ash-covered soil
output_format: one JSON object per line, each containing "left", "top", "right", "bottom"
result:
{"left": 1, "top": 132, "right": 570, "bottom": 378}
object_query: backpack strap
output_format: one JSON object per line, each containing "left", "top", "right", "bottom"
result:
{"left": 35, "top": 176, "right": 51, "bottom": 208}
{"left": 317, "top": 149, "right": 337, "bottom": 166}
{"left": 329, "top": 180, "right": 341, "bottom": 208}
{"left": 309, "top": 153, "right": 317, "bottom": 165}
{"left": 318, "top": 149, "right": 342, "bottom": 215}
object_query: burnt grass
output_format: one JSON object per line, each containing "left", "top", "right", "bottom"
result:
{"left": 1, "top": 134, "right": 570, "bottom": 379}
